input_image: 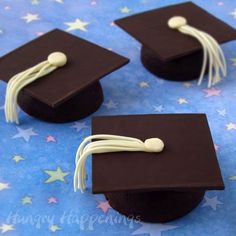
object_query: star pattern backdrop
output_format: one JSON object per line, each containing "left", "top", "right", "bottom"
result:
{"left": 0, "top": 0, "right": 236, "bottom": 235}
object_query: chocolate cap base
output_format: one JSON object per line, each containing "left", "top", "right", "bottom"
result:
{"left": 18, "top": 82, "right": 103, "bottom": 123}
{"left": 141, "top": 45, "right": 207, "bottom": 82}
{"left": 105, "top": 190, "right": 205, "bottom": 222}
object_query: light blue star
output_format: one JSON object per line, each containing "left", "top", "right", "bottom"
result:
{"left": 103, "top": 100, "right": 118, "bottom": 109}
{"left": 217, "top": 109, "right": 226, "bottom": 117}
{"left": 12, "top": 127, "right": 38, "bottom": 142}
{"left": 153, "top": 105, "right": 163, "bottom": 112}
{"left": 156, "top": 78, "right": 164, "bottom": 84}
{"left": 71, "top": 122, "right": 88, "bottom": 132}
{"left": 132, "top": 223, "right": 178, "bottom": 236}
{"left": 202, "top": 196, "right": 223, "bottom": 211}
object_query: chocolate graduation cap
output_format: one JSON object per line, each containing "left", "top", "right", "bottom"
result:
{"left": 0, "top": 29, "right": 129, "bottom": 123}
{"left": 74, "top": 114, "right": 224, "bottom": 222}
{"left": 115, "top": 2, "right": 236, "bottom": 85}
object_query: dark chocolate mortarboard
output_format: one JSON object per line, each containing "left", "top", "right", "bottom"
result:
{"left": 115, "top": 2, "right": 236, "bottom": 82}
{"left": 0, "top": 29, "right": 129, "bottom": 123}
{"left": 92, "top": 114, "right": 224, "bottom": 222}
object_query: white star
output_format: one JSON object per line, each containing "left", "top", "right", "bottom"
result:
{"left": 139, "top": 81, "right": 149, "bottom": 88}
{"left": 231, "top": 58, "right": 236, "bottom": 66}
{"left": 120, "top": 6, "right": 131, "bottom": 14}
{"left": 132, "top": 223, "right": 178, "bottom": 236}
{"left": 217, "top": 109, "right": 226, "bottom": 117}
{"left": 0, "top": 182, "right": 10, "bottom": 191}
{"left": 230, "top": 9, "right": 236, "bottom": 18}
{"left": 153, "top": 105, "right": 163, "bottom": 112}
{"left": 49, "top": 224, "right": 61, "bottom": 232}
{"left": 178, "top": 98, "right": 188, "bottom": 104}
{"left": 22, "top": 13, "right": 40, "bottom": 23}
{"left": 226, "top": 122, "right": 236, "bottom": 130}
{"left": 4, "top": 6, "right": 11, "bottom": 10}
{"left": 12, "top": 127, "right": 38, "bottom": 142}
{"left": 0, "top": 224, "right": 15, "bottom": 233}
{"left": 65, "top": 19, "right": 90, "bottom": 32}
{"left": 12, "top": 155, "right": 25, "bottom": 163}
{"left": 103, "top": 100, "right": 118, "bottom": 109}
{"left": 53, "top": 0, "right": 64, "bottom": 3}
{"left": 31, "top": 0, "right": 40, "bottom": 5}
{"left": 183, "top": 82, "right": 193, "bottom": 88}
{"left": 71, "top": 122, "right": 88, "bottom": 132}
{"left": 202, "top": 196, "right": 223, "bottom": 210}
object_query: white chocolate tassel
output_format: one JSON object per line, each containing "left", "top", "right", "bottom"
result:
{"left": 73, "top": 134, "right": 164, "bottom": 193}
{"left": 168, "top": 16, "right": 227, "bottom": 88}
{"left": 4, "top": 52, "right": 67, "bottom": 124}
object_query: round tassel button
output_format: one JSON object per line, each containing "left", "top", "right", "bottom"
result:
{"left": 144, "top": 138, "right": 164, "bottom": 152}
{"left": 168, "top": 16, "right": 187, "bottom": 29}
{"left": 48, "top": 52, "right": 67, "bottom": 67}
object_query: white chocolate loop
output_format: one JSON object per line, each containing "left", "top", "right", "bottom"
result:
{"left": 73, "top": 134, "right": 164, "bottom": 193}
{"left": 168, "top": 16, "right": 187, "bottom": 29}
{"left": 168, "top": 16, "right": 226, "bottom": 88}
{"left": 4, "top": 51, "right": 67, "bottom": 124}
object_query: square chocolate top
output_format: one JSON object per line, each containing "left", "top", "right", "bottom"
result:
{"left": 92, "top": 114, "right": 224, "bottom": 193}
{"left": 115, "top": 2, "right": 236, "bottom": 61}
{"left": 0, "top": 29, "right": 129, "bottom": 107}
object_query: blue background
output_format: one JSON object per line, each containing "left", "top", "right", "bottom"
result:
{"left": 0, "top": 0, "right": 236, "bottom": 235}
